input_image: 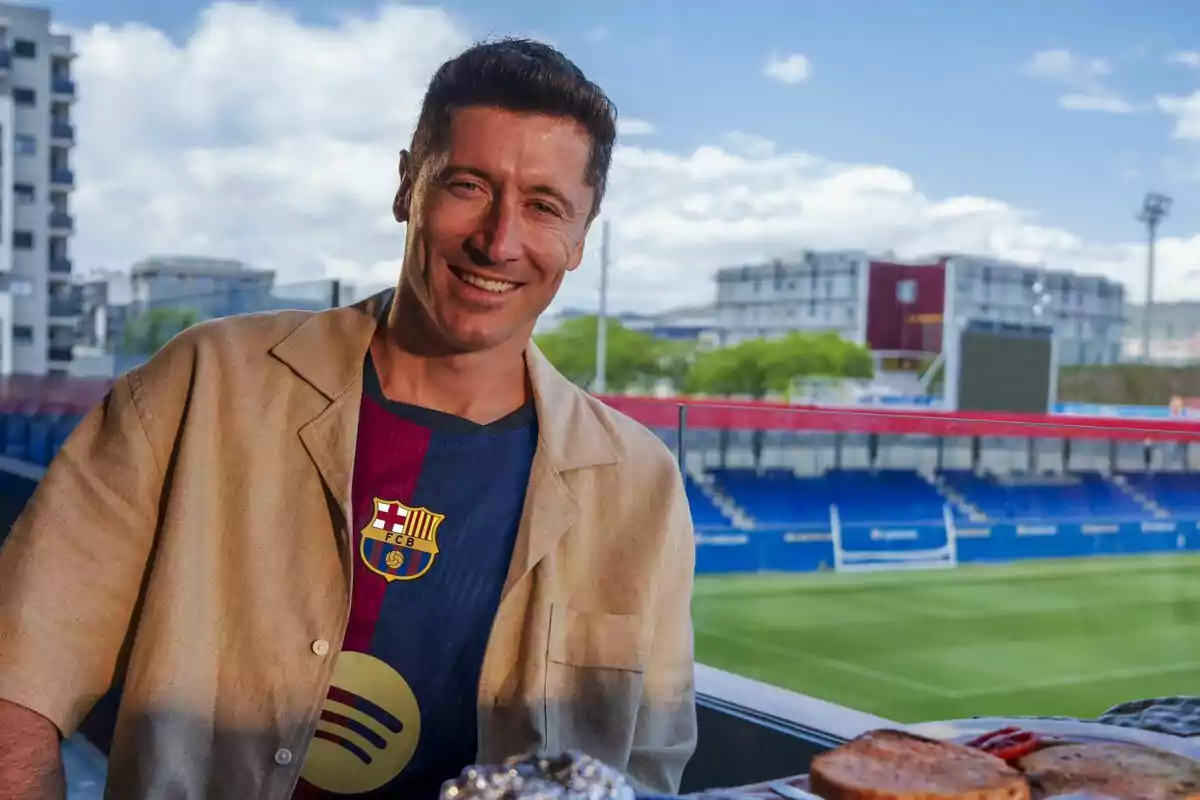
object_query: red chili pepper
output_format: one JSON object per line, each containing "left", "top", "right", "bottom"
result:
{"left": 990, "top": 736, "right": 1042, "bottom": 762}
{"left": 965, "top": 726, "right": 1021, "bottom": 749}
{"left": 974, "top": 729, "right": 1043, "bottom": 762}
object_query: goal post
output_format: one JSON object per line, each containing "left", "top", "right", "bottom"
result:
{"left": 830, "top": 503, "right": 959, "bottom": 573}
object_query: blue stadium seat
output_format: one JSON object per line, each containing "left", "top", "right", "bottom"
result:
{"left": 1120, "top": 472, "right": 1200, "bottom": 515}
{"left": 938, "top": 470, "right": 1148, "bottom": 522}
{"left": 685, "top": 475, "right": 733, "bottom": 529}
{"left": 709, "top": 467, "right": 948, "bottom": 528}
{"left": 27, "top": 412, "right": 60, "bottom": 467}
{"left": 1, "top": 407, "right": 38, "bottom": 462}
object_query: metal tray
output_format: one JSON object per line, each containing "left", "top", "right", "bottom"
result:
{"left": 907, "top": 717, "right": 1200, "bottom": 760}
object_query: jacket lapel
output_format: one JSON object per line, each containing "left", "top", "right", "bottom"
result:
{"left": 499, "top": 342, "right": 620, "bottom": 601}
{"left": 266, "top": 291, "right": 624, "bottom": 600}
{"left": 269, "top": 292, "right": 388, "bottom": 526}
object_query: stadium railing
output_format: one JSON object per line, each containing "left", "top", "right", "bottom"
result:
{"left": 6, "top": 380, "right": 1200, "bottom": 793}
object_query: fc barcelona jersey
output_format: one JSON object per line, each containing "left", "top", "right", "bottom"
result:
{"left": 293, "top": 356, "right": 537, "bottom": 799}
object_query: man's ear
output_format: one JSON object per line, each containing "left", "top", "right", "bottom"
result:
{"left": 565, "top": 217, "right": 595, "bottom": 272}
{"left": 566, "top": 234, "right": 587, "bottom": 272}
{"left": 393, "top": 150, "right": 414, "bottom": 223}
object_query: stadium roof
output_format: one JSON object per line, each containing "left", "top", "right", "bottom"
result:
{"left": 600, "top": 396, "right": 1200, "bottom": 442}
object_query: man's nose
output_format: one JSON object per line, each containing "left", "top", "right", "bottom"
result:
{"left": 469, "top": 197, "right": 523, "bottom": 266}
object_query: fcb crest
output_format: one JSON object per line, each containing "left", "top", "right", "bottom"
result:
{"left": 360, "top": 498, "right": 445, "bottom": 582}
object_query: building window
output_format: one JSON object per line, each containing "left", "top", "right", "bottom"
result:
{"left": 13, "top": 231, "right": 33, "bottom": 249}
{"left": 12, "top": 325, "right": 33, "bottom": 344}
{"left": 13, "top": 88, "right": 36, "bottom": 107}
{"left": 12, "top": 40, "right": 36, "bottom": 59}
{"left": 13, "top": 183, "right": 34, "bottom": 205}
{"left": 14, "top": 134, "right": 36, "bottom": 156}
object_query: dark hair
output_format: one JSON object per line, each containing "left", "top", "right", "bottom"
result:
{"left": 410, "top": 38, "right": 618, "bottom": 220}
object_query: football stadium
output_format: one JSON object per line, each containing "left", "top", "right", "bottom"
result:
{"left": 6, "top": 382, "right": 1200, "bottom": 728}
{"left": 591, "top": 393, "right": 1200, "bottom": 726}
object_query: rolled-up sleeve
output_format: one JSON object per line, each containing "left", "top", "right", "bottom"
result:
{"left": 0, "top": 371, "right": 162, "bottom": 736}
{"left": 625, "top": 455, "right": 698, "bottom": 794}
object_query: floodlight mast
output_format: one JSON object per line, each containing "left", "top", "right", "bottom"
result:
{"left": 1138, "top": 192, "right": 1172, "bottom": 363}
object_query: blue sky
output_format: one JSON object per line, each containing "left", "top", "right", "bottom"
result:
{"left": 46, "top": 0, "right": 1200, "bottom": 308}
{"left": 50, "top": 0, "right": 1200, "bottom": 242}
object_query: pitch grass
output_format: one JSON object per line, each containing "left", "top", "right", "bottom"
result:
{"left": 693, "top": 553, "right": 1200, "bottom": 724}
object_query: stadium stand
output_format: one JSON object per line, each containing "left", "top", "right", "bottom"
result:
{"left": 685, "top": 474, "right": 735, "bottom": 529}
{"left": 709, "top": 467, "right": 950, "bottom": 528}
{"left": 1119, "top": 471, "right": 1200, "bottom": 515}
{"left": 939, "top": 469, "right": 1151, "bottom": 522}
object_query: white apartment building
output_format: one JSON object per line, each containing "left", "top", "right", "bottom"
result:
{"left": 1122, "top": 301, "right": 1200, "bottom": 365}
{"left": 713, "top": 251, "right": 1126, "bottom": 365}
{"left": 0, "top": 3, "right": 75, "bottom": 376}
{"left": 713, "top": 249, "right": 873, "bottom": 346}
{"left": 945, "top": 255, "right": 1125, "bottom": 365}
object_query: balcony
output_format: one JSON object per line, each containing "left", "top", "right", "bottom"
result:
{"left": 51, "top": 76, "right": 75, "bottom": 98}
{"left": 49, "top": 211, "right": 73, "bottom": 232}
{"left": 48, "top": 298, "right": 82, "bottom": 318}
{"left": 51, "top": 120, "right": 74, "bottom": 142}
{"left": 50, "top": 168, "right": 74, "bottom": 187}
{"left": 0, "top": 49, "right": 10, "bottom": 71}
{"left": 49, "top": 257, "right": 72, "bottom": 275}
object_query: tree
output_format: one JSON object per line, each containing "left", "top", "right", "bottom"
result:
{"left": 683, "top": 332, "right": 875, "bottom": 466}
{"left": 685, "top": 332, "right": 874, "bottom": 399}
{"left": 534, "top": 315, "right": 667, "bottom": 392}
{"left": 121, "top": 306, "right": 202, "bottom": 355}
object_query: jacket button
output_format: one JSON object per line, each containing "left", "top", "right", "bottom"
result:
{"left": 274, "top": 748, "right": 293, "bottom": 766}
{"left": 311, "top": 639, "right": 330, "bottom": 657}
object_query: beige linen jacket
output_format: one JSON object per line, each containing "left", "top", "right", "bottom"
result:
{"left": 0, "top": 292, "right": 697, "bottom": 799}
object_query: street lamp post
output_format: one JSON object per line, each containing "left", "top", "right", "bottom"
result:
{"left": 594, "top": 220, "right": 611, "bottom": 393}
{"left": 1138, "top": 192, "right": 1173, "bottom": 363}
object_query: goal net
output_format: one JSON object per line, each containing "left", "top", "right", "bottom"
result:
{"left": 830, "top": 504, "right": 959, "bottom": 573}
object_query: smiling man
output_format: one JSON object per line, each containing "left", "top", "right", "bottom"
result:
{"left": 0, "top": 39, "right": 697, "bottom": 800}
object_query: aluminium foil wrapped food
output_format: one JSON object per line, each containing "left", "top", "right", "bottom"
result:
{"left": 440, "top": 751, "right": 640, "bottom": 800}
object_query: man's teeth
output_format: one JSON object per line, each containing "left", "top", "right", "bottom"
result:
{"left": 459, "top": 272, "right": 517, "bottom": 293}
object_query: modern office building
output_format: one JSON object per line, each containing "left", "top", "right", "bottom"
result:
{"left": 1123, "top": 301, "right": 1200, "bottom": 365}
{"left": 713, "top": 251, "right": 1126, "bottom": 365}
{"left": 714, "top": 250, "right": 871, "bottom": 347}
{"left": 129, "top": 255, "right": 276, "bottom": 318}
{"left": 0, "top": 3, "right": 76, "bottom": 376}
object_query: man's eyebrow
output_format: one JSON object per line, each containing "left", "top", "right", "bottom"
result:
{"left": 437, "top": 165, "right": 578, "bottom": 217}
{"left": 529, "top": 184, "right": 577, "bottom": 218}
{"left": 437, "top": 164, "right": 491, "bottom": 183}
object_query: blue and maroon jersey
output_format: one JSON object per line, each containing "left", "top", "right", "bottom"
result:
{"left": 294, "top": 355, "right": 537, "bottom": 799}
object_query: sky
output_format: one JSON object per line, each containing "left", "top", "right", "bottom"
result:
{"left": 35, "top": 0, "right": 1200, "bottom": 312}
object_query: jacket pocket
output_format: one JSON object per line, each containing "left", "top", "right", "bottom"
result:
{"left": 548, "top": 605, "right": 648, "bottom": 673}
{"left": 545, "top": 605, "right": 647, "bottom": 765}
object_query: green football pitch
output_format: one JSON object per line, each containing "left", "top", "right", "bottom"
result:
{"left": 693, "top": 553, "right": 1200, "bottom": 724}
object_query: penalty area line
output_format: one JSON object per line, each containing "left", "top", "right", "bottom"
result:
{"left": 695, "top": 626, "right": 956, "bottom": 698}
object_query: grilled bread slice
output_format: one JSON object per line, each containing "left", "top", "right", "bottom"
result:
{"left": 810, "top": 730, "right": 1031, "bottom": 800}
{"left": 1017, "top": 741, "right": 1200, "bottom": 800}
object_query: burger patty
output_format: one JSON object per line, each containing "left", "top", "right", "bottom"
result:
{"left": 810, "top": 730, "right": 1032, "bottom": 800}
{"left": 1016, "top": 742, "right": 1200, "bottom": 800}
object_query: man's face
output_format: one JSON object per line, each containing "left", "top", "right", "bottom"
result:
{"left": 394, "top": 106, "right": 596, "bottom": 354}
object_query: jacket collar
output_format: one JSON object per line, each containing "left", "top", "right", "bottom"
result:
{"left": 268, "top": 288, "right": 620, "bottom": 473}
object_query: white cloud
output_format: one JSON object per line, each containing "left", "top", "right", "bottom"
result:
{"left": 1169, "top": 51, "right": 1200, "bottom": 69}
{"left": 69, "top": 4, "right": 1200, "bottom": 319}
{"left": 763, "top": 52, "right": 811, "bottom": 85}
{"left": 724, "top": 132, "right": 777, "bottom": 158}
{"left": 1157, "top": 91, "right": 1200, "bottom": 140}
{"left": 585, "top": 26, "right": 609, "bottom": 43}
{"left": 1059, "top": 93, "right": 1136, "bottom": 114}
{"left": 617, "top": 118, "right": 656, "bottom": 136}
{"left": 1022, "top": 49, "right": 1136, "bottom": 114}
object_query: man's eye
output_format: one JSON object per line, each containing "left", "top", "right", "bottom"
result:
{"left": 450, "top": 181, "right": 480, "bottom": 192}
{"left": 531, "top": 201, "right": 561, "bottom": 217}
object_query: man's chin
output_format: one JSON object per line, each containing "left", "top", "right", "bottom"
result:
{"left": 438, "top": 321, "right": 520, "bottom": 355}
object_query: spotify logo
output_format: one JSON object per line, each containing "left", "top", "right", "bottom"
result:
{"left": 300, "top": 652, "right": 422, "bottom": 795}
